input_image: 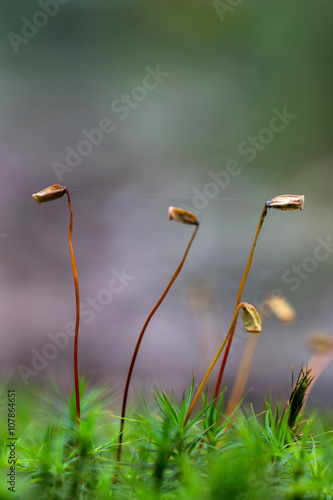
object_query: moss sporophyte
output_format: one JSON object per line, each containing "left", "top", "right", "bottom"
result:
{"left": 184, "top": 195, "right": 304, "bottom": 424}
{"left": 214, "top": 194, "right": 304, "bottom": 400}
{"left": 226, "top": 294, "right": 296, "bottom": 415}
{"left": 116, "top": 207, "right": 199, "bottom": 465}
{"left": 32, "top": 185, "right": 81, "bottom": 431}
{"left": 30, "top": 189, "right": 306, "bottom": 482}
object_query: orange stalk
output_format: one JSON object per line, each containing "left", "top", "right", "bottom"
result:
{"left": 214, "top": 205, "right": 268, "bottom": 398}
{"left": 184, "top": 303, "right": 243, "bottom": 426}
{"left": 226, "top": 294, "right": 295, "bottom": 415}
{"left": 64, "top": 187, "right": 81, "bottom": 427}
{"left": 32, "top": 185, "right": 81, "bottom": 429}
{"left": 117, "top": 217, "right": 199, "bottom": 464}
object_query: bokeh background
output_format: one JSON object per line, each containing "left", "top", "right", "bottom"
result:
{"left": 1, "top": 0, "right": 333, "bottom": 410}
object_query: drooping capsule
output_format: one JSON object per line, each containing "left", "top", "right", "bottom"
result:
{"left": 32, "top": 184, "right": 66, "bottom": 204}
{"left": 240, "top": 303, "right": 262, "bottom": 333}
{"left": 168, "top": 206, "right": 199, "bottom": 226}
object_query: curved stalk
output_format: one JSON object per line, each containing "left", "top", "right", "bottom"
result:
{"left": 117, "top": 223, "right": 199, "bottom": 463}
{"left": 184, "top": 303, "right": 244, "bottom": 426}
{"left": 225, "top": 293, "right": 296, "bottom": 415}
{"left": 32, "top": 185, "right": 81, "bottom": 433}
{"left": 214, "top": 205, "right": 268, "bottom": 398}
{"left": 214, "top": 195, "right": 303, "bottom": 400}
{"left": 64, "top": 187, "right": 81, "bottom": 427}
{"left": 225, "top": 303, "right": 268, "bottom": 416}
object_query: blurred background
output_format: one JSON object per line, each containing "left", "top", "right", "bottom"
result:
{"left": 1, "top": 0, "right": 333, "bottom": 410}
